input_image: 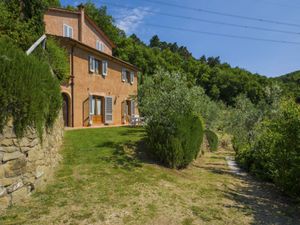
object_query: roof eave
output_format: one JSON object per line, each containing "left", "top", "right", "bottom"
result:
{"left": 49, "top": 35, "right": 139, "bottom": 71}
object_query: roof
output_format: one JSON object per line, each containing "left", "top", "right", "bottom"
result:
{"left": 47, "top": 7, "right": 116, "bottom": 48}
{"left": 51, "top": 35, "right": 139, "bottom": 71}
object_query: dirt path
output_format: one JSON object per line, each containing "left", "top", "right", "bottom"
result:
{"left": 204, "top": 150, "right": 300, "bottom": 225}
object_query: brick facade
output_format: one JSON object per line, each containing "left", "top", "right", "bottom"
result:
{"left": 44, "top": 7, "right": 139, "bottom": 127}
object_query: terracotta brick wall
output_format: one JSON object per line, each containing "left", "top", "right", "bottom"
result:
{"left": 72, "top": 47, "right": 138, "bottom": 127}
{"left": 83, "top": 19, "right": 113, "bottom": 55}
{"left": 44, "top": 11, "right": 80, "bottom": 40}
{"left": 44, "top": 9, "right": 113, "bottom": 55}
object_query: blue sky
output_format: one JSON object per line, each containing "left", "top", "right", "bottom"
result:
{"left": 61, "top": 0, "right": 300, "bottom": 77}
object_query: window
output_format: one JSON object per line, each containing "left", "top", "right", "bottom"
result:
{"left": 102, "top": 61, "right": 108, "bottom": 76}
{"left": 89, "top": 56, "right": 106, "bottom": 75}
{"left": 89, "top": 56, "right": 95, "bottom": 72}
{"left": 90, "top": 96, "right": 102, "bottom": 116}
{"left": 95, "top": 60, "right": 99, "bottom": 74}
{"left": 122, "top": 68, "right": 135, "bottom": 84}
{"left": 96, "top": 40, "right": 105, "bottom": 52}
{"left": 63, "top": 24, "right": 73, "bottom": 38}
{"left": 122, "top": 68, "right": 127, "bottom": 82}
{"left": 130, "top": 72, "right": 134, "bottom": 84}
{"left": 89, "top": 96, "right": 96, "bottom": 115}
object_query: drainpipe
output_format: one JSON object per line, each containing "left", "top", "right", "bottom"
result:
{"left": 71, "top": 46, "right": 75, "bottom": 127}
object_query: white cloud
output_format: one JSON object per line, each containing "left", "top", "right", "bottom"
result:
{"left": 115, "top": 7, "right": 151, "bottom": 34}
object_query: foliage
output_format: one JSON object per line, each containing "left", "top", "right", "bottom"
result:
{"left": 33, "top": 38, "right": 70, "bottom": 83}
{"left": 0, "top": 0, "right": 69, "bottom": 82}
{"left": 0, "top": 38, "right": 61, "bottom": 138}
{"left": 274, "top": 70, "right": 300, "bottom": 101}
{"left": 84, "top": 1, "right": 125, "bottom": 44}
{"left": 251, "top": 99, "right": 300, "bottom": 197}
{"left": 0, "top": 0, "right": 59, "bottom": 50}
{"left": 205, "top": 130, "right": 219, "bottom": 152}
{"left": 139, "top": 69, "right": 205, "bottom": 168}
{"left": 227, "top": 94, "right": 300, "bottom": 197}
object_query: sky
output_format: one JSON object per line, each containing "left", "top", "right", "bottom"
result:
{"left": 61, "top": 0, "right": 300, "bottom": 77}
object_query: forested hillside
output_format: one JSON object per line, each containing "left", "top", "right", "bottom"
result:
{"left": 74, "top": 2, "right": 296, "bottom": 106}
{"left": 275, "top": 71, "right": 300, "bottom": 101}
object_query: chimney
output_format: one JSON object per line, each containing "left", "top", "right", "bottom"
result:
{"left": 78, "top": 4, "right": 85, "bottom": 42}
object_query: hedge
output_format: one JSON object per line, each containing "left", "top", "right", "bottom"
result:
{"left": 147, "top": 114, "right": 204, "bottom": 169}
{"left": 0, "top": 38, "right": 61, "bottom": 138}
{"left": 205, "top": 130, "right": 219, "bottom": 152}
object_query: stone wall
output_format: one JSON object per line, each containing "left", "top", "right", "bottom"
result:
{"left": 0, "top": 112, "right": 64, "bottom": 210}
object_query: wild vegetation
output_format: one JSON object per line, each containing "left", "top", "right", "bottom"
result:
{"left": 0, "top": 38, "right": 61, "bottom": 138}
{"left": 0, "top": 0, "right": 69, "bottom": 137}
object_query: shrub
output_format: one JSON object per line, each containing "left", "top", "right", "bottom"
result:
{"left": 140, "top": 69, "right": 206, "bottom": 168}
{"left": 250, "top": 99, "right": 300, "bottom": 197}
{"left": 0, "top": 38, "right": 61, "bottom": 138}
{"left": 231, "top": 97, "right": 300, "bottom": 198}
{"left": 147, "top": 114, "right": 204, "bottom": 168}
{"left": 205, "top": 130, "right": 219, "bottom": 152}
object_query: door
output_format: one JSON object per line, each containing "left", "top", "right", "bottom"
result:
{"left": 62, "top": 93, "right": 69, "bottom": 127}
{"left": 92, "top": 97, "right": 103, "bottom": 124}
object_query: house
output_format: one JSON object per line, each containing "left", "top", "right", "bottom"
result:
{"left": 43, "top": 6, "right": 139, "bottom": 127}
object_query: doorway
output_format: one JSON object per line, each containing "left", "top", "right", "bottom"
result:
{"left": 62, "top": 93, "right": 70, "bottom": 127}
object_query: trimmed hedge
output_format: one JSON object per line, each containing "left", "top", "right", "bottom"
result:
{"left": 147, "top": 114, "right": 204, "bottom": 169}
{"left": 205, "top": 130, "right": 219, "bottom": 152}
{"left": 0, "top": 38, "right": 61, "bottom": 138}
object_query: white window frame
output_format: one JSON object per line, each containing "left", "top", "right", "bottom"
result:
{"left": 89, "top": 56, "right": 95, "bottom": 73}
{"left": 96, "top": 40, "right": 105, "bottom": 52}
{"left": 122, "top": 68, "right": 127, "bottom": 82}
{"left": 102, "top": 61, "right": 108, "bottom": 76}
{"left": 89, "top": 96, "right": 95, "bottom": 115}
{"left": 95, "top": 59, "right": 99, "bottom": 74}
{"left": 63, "top": 24, "right": 73, "bottom": 38}
{"left": 130, "top": 71, "right": 134, "bottom": 84}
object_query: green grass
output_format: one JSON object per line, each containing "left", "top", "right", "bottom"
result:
{"left": 0, "top": 127, "right": 299, "bottom": 225}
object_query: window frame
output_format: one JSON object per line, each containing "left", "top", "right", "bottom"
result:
{"left": 63, "top": 24, "right": 73, "bottom": 38}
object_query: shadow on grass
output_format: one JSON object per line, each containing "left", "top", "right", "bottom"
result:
{"left": 96, "top": 139, "right": 157, "bottom": 171}
{"left": 200, "top": 155, "right": 300, "bottom": 225}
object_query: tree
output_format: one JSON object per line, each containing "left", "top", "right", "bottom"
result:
{"left": 149, "top": 35, "right": 160, "bottom": 48}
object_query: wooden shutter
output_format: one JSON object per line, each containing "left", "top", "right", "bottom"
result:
{"left": 122, "top": 68, "right": 126, "bottom": 82}
{"left": 130, "top": 72, "right": 134, "bottom": 84}
{"left": 104, "top": 96, "right": 113, "bottom": 123}
{"left": 89, "top": 56, "right": 95, "bottom": 72}
{"left": 102, "top": 61, "right": 108, "bottom": 76}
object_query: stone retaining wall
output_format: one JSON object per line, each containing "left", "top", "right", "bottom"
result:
{"left": 0, "top": 112, "right": 64, "bottom": 210}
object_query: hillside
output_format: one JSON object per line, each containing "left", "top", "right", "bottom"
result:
{"left": 275, "top": 71, "right": 300, "bottom": 99}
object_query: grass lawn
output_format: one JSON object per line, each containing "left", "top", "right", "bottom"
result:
{"left": 0, "top": 127, "right": 299, "bottom": 225}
